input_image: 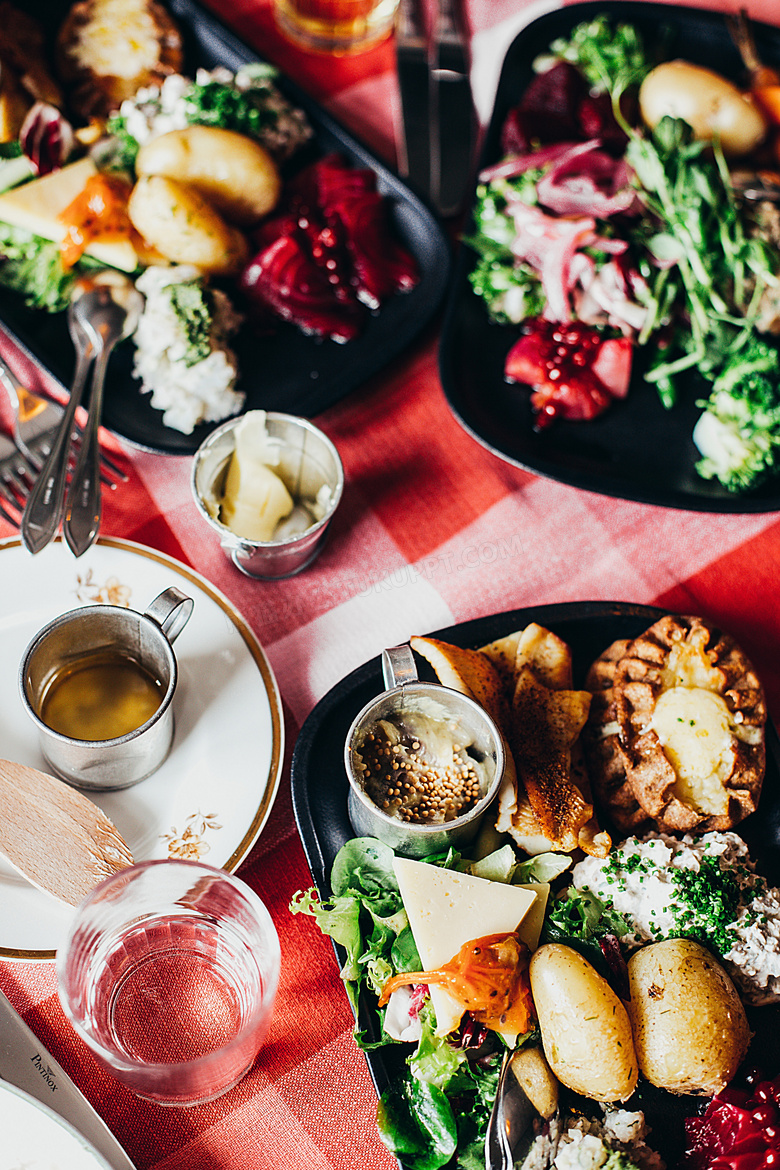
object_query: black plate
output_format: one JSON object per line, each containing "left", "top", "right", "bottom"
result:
{"left": 291, "top": 600, "right": 780, "bottom": 1167}
{"left": 438, "top": 2, "right": 780, "bottom": 512}
{"left": 2, "top": 0, "right": 451, "bottom": 455}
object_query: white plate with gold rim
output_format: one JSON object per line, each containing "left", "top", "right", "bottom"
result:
{"left": 0, "top": 536, "right": 284, "bottom": 961}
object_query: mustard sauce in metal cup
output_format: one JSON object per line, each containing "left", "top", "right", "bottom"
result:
{"left": 345, "top": 644, "right": 506, "bottom": 857}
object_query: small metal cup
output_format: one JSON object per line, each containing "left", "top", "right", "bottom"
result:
{"left": 191, "top": 412, "right": 344, "bottom": 580}
{"left": 19, "top": 588, "right": 193, "bottom": 791}
{"left": 345, "top": 645, "right": 505, "bottom": 858}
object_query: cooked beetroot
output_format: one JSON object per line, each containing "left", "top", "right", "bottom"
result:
{"left": 240, "top": 153, "right": 418, "bottom": 338}
{"left": 505, "top": 318, "right": 633, "bottom": 426}
{"left": 684, "top": 1077, "right": 780, "bottom": 1170}
{"left": 240, "top": 230, "right": 365, "bottom": 343}
{"left": 312, "top": 154, "right": 420, "bottom": 309}
{"left": 578, "top": 91, "right": 630, "bottom": 150}
{"left": 500, "top": 62, "right": 629, "bottom": 156}
{"left": 500, "top": 62, "right": 586, "bottom": 154}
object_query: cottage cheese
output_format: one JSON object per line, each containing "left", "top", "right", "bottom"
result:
{"left": 572, "top": 831, "right": 780, "bottom": 1004}
{"left": 133, "top": 265, "right": 244, "bottom": 434}
{"left": 522, "top": 1108, "right": 664, "bottom": 1170}
{"left": 114, "top": 65, "right": 312, "bottom": 161}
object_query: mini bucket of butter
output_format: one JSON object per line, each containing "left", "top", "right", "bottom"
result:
{"left": 345, "top": 645, "right": 505, "bottom": 858}
{"left": 191, "top": 411, "right": 344, "bottom": 580}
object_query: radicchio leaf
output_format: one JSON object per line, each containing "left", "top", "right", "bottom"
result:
{"left": 598, "top": 933, "right": 630, "bottom": 1001}
{"left": 19, "top": 102, "right": 74, "bottom": 176}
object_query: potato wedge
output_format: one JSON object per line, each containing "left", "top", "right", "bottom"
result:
{"left": 627, "top": 938, "right": 750, "bottom": 1095}
{"left": 529, "top": 943, "right": 638, "bottom": 1102}
{"left": 136, "top": 126, "right": 281, "bottom": 227}
{"left": 128, "top": 174, "right": 248, "bottom": 275}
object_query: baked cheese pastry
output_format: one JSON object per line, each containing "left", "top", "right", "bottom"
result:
{"left": 584, "top": 615, "right": 766, "bottom": 834}
{"left": 55, "top": 0, "right": 183, "bottom": 120}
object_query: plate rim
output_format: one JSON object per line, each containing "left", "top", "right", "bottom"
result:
{"left": 437, "top": 0, "right": 780, "bottom": 514}
{"left": 0, "top": 534, "right": 285, "bottom": 963}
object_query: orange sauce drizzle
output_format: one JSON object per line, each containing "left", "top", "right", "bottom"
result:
{"left": 378, "top": 931, "right": 535, "bottom": 1035}
{"left": 58, "top": 172, "right": 134, "bottom": 268}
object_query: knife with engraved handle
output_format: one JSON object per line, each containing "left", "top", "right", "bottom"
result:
{"left": 0, "top": 989, "right": 136, "bottom": 1170}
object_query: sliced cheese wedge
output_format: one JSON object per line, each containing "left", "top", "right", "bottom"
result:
{"left": 0, "top": 157, "right": 142, "bottom": 272}
{"left": 393, "top": 857, "right": 548, "bottom": 1041}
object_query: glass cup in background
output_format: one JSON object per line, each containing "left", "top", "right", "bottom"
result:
{"left": 57, "top": 860, "right": 280, "bottom": 1106}
{"left": 273, "top": 0, "right": 399, "bottom": 54}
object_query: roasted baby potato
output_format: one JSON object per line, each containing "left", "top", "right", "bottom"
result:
{"left": 627, "top": 938, "right": 750, "bottom": 1095}
{"left": 529, "top": 943, "right": 638, "bottom": 1102}
{"left": 128, "top": 174, "right": 248, "bottom": 275}
{"left": 639, "top": 61, "right": 767, "bottom": 157}
{"left": 135, "top": 127, "right": 282, "bottom": 227}
{"left": 510, "top": 1046, "right": 559, "bottom": 1120}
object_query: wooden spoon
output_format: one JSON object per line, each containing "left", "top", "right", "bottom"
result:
{"left": 0, "top": 759, "right": 134, "bottom": 905}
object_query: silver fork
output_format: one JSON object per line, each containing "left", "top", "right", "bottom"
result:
{"left": 0, "top": 430, "right": 41, "bottom": 526}
{"left": 0, "top": 358, "right": 128, "bottom": 484}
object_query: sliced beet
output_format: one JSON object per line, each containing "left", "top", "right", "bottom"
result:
{"left": 240, "top": 230, "right": 365, "bottom": 343}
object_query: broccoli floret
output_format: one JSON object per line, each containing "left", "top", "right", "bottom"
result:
{"left": 694, "top": 339, "right": 780, "bottom": 492}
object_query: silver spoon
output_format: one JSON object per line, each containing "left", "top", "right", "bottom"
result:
{"left": 63, "top": 274, "right": 143, "bottom": 558}
{"left": 486, "top": 1046, "right": 559, "bottom": 1170}
{"left": 486, "top": 1048, "right": 536, "bottom": 1170}
{"left": 20, "top": 283, "right": 96, "bottom": 555}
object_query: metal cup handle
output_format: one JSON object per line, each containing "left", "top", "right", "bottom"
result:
{"left": 381, "top": 644, "right": 418, "bottom": 689}
{"left": 144, "top": 588, "right": 194, "bottom": 645}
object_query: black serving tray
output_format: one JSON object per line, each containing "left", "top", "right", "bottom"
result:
{"left": 2, "top": 0, "right": 451, "bottom": 455}
{"left": 438, "top": 2, "right": 780, "bottom": 512}
{"left": 291, "top": 600, "right": 780, "bottom": 1168}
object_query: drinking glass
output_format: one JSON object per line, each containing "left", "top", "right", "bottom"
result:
{"left": 57, "top": 860, "right": 280, "bottom": 1106}
{"left": 273, "top": 0, "right": 399, "bottom": 54}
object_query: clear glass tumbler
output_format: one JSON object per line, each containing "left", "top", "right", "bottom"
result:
{"left": 273, "top": 0, "right": 399, "bottom": 54}
{"left": 57, "top": 860, "right": 280, "bottom": 1106}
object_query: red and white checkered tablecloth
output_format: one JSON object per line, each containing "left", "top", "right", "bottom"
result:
{"left": 1, "top": 1, "right": 780, "bottom": 1167}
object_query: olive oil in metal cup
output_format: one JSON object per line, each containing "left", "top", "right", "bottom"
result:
{"left": 19, "top": 588, "right": 193, "bottom": 791}
{"left": 345, "top": 645, "right": 505, "bottom": 857}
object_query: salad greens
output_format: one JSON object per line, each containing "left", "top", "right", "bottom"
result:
{"left": 0, "top": 223, "right": 102, "bottom": 312}
{"left": 534, "top": 14, "right": 655, "bottom": 95}
{"left": 694, "top": 337, "right": 780, "bottom": 491}
{"left": 291, "top": 837, "right": 562, "bottom": 1170}
{"left": 467, "top": 14, "right": 780, "bottom": 494}
{"left": 465, "top": 175, "right": 546, "bottom": 325}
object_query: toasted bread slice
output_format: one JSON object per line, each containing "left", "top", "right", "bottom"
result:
{"left": 410, "top": 636, "right": 509, "bottom": 731}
